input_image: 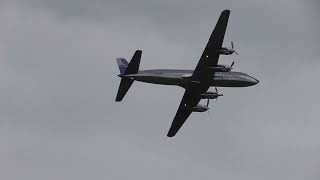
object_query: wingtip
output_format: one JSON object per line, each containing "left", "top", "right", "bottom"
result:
{"left": 115, "top": 94, "right": 124, "bottom": 102}
{"left": 167, "top": 131, "right": 176, "bottom": 137}
{"left": 218, "top": 10, "right": 230, "bottom": 20}
{"left": 115, "top": 98, "right": 122, "bottom": 102}
{"left": 222, "top": 9, "right": 230, "bottom": 14}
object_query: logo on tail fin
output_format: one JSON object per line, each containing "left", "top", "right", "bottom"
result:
{"left": 116, "top": 58, "right": 128, "bottom": 75}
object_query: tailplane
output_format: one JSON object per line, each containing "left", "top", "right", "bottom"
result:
{"left": 115, "top": 50, "right": 142, "bottom": 102}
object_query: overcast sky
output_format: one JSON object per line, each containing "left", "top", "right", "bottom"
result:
{"left": 0, "top": 0, "right": 319, "bottom": 180}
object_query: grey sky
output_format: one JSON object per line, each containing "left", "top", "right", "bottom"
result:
{"left": 0, "top": 0, "right": 319, "bottom": 180}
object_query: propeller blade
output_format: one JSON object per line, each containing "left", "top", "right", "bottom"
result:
{"left": 231, "top": 61, "right": 235, "bottom": 68}
{"left": 207, "top": 98, "right": 209, "bottom": 107}
{"left": 207, "top": 110, "right": 214, "bottom": 121}
{"left": 215, "top": 87, "right": 218, "bottom": 93}
{"left": 231, "top": 41, "right": 238, "bottom": 55}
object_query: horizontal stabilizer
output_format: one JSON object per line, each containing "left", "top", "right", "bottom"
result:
{"left": 125, "top": 50, "right": 142, "bottom": 74}
{"left": 115, "top": 78, "right": 134, "bottom": 102}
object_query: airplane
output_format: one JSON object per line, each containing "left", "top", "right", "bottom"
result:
{"left": 115, "top": 10, "right": 259, "bottom": 137}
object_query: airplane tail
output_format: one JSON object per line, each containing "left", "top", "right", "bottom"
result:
{"left": 115, "top": 50, "right": 142, "bottom": 102}
{"left": 116, "top": 58, "right": 129, "bottom": 75}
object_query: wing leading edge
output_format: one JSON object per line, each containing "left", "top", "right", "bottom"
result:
{"left": 167, "top": 10, "right": 230, "bottom": 137}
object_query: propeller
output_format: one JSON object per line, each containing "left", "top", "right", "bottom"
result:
{"left": 207, "top": 109, "right": 214, "bottom": 121}
{"left": 231, "top": 41, "right": 238, "bottom": 55}
{"left": 215, "top": 87, "right": 218, "bottom": 101}
{"left": 207, "top": 87, "right": 223, "bottom": 107}
{"left": 231, "top": 61, "right": 235, "bottom": 68}
{"left": 215, "top": 87, "right": 224, "bottom": 101}
{"left": 215, "top": 87, "right": 219, "bottom": 101}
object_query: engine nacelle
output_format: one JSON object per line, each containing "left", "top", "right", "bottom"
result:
{"left": 218, "top": 47, "right": 236, "bottom": 55}
{"left": 189, "top": 105, "right": 209, "bottom": 112}
{"left": 208, "top": 65, "right": 232, "bottom": 72}
{"left": 200, "top": 91, "right": 223, "bottom": 99}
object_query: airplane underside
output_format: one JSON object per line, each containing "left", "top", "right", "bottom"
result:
{"left": 115, "top": 10, "right": 259, "bottom": 137}
{"left": 124, "top": 70, "right": 258, "bottom": 88}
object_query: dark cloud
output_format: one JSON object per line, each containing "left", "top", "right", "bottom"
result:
{"left": 0, "top": 0, "right": 320, "bottom": 180}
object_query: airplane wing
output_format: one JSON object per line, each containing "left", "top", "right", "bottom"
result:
{"left": 167, "top": 10, "right": 230, "bottom": 137}
{"left": 167, "top": 86, "right": 202, "bottom": 137}
{"left": 191, "top": 9, "right": 230, "bottom": 81}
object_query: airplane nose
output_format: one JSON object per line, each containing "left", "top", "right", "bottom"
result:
{"left": 243, "top": 75, "right": 259, "bottom": 86}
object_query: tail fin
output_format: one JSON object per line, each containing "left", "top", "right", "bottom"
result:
{"left": 115, "top": 50, "right": 142, "bottom": 102}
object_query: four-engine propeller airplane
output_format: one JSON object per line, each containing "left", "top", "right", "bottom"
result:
{"left": 115, "top": 10, "right": 259, "bottom": 137}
